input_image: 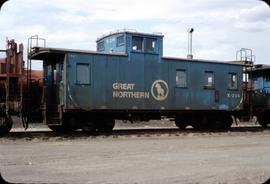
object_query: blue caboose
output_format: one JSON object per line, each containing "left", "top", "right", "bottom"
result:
{"left": 30, "top": 30, "right": 244, "bottom": 131}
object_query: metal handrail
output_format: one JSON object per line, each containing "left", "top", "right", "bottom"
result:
{"left": 26, "top": 35, "right": 46, "bottom": 91}
{"left": 236, "top": 48, "right": 255, "bottom": 63}
{"left": 23, "top": 35, "right": 46, "bottom": 128}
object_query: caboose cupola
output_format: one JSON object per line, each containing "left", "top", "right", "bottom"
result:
{"left": 96, "top": 30, "right": 164, "bottom": 56}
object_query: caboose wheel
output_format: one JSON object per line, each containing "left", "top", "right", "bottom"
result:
{"left": 48, "top": 116, "right": 78, "bottom": 132}
{"left": 64, "top": 116, "right": 78, "bottom": 131}
{"left": 175, "top": 122, "right": 187, "bottom": 130}
{"left": 222, "top": 115, "right": 233, "bottom": 129}
{"left": 0, "top": 115, "right": 13, "bottom": 135}
{"left": 208, "top": 118, "right": 223, "bottom": 130}
{"left": 257, "top": 114, "right": 268, "bottom": 128}
{"left": 80, "top": 119, "right": 97, "bottom": 133}
{"left": 82, "top": 125, "right": 96, "bottom": 133}
{"left": 209, "top": 117, "right": 226, "bottom": 130}
{"left": 96, "top": 119, "right": 115, "bottom": 132}
{"left": 259, "top": 122, "right": 268, "bottom": 128}
{"left": 209, "top": 114, "right": 233, "bottom": 130}
{"left": 48, "top": 125, "right": 63, "bottom": 132}
{"left": 48, "top": 124, "right": 76, "bottom": 133}
{"left": 175, "top": 118, "right": 188, "bottom": 130}
{"left": 191, "top": 116, "right": 210, "bottom": 130}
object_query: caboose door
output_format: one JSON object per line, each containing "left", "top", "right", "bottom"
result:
{"left": 44, "top": 63, "right": 63, "bottom": 104}
{"left": 44, "top": 60, "right": 63, "bottom": 125}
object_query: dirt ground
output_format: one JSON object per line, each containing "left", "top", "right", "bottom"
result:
{"left": 0, "top": 120, "right": 270, "bottom": 184}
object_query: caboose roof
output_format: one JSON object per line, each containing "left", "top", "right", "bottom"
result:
{"left": 162, "top": 56, "right": 245, "bottom": 66}
{"left": 29, "top": 47, "right": 127, "bottom": 60}
{"left": 96, "top": 29, "right": 164, "bottom": 42}
{"left": 30, "top": 47, "right": 244, "bottom": 67}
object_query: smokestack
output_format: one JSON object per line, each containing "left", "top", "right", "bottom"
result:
{"left": 187, "top": 28, "right": 194, "bottom": 59}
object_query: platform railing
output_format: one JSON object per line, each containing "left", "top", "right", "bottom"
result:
{"left": 22, "top": 35, "right": 46, "bottom": 128}
{"left": 26, "top": 35, "right": 46, "bottom": 92}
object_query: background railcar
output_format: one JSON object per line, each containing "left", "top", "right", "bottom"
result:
{"left": 0, "top": 39, "right": 43, "bottom": 134}
{"left": 247, "top": 65, "right": 270, "bottom": 127}
{"left": 29, "top": 31, "right": 244, "bottom": 131}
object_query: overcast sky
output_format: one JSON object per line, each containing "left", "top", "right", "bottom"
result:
{"left": 0, "top": 0, "right": 269, "bottom": 69}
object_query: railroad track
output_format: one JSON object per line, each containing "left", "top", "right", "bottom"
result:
{"left": 1, "top": 126, "right": 269, "bottom": 141}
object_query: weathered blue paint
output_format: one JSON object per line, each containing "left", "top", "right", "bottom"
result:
{"left": 64, "top": 54, "right": 242, "bottom": 111}
{"left": 31, "top": 31, "right": 243, "bottom": 115}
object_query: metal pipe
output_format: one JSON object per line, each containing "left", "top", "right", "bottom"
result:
{"left": 187, "top": 28, "right": 194, "bottom": 59}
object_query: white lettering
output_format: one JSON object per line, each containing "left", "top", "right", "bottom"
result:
{"left": 112, "top": 83, "right": 135, "bottom": 90}
{"left": 112, "top": 82, "right": 150, "bottom": 99}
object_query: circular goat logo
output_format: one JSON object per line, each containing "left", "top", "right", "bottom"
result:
{"left": 151, "top": 80, "right": 169, "bottom": 101}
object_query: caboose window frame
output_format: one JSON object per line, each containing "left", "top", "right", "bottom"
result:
{"left": 116, "top": 35, "right": 125, "bottom": 47}
{"left": 176, "top": 69, "right": 188, "bottom": 88}
{"left": 228, "top": 73, "right": 238, "bottom": 90}
{"left": 145, "top": 38, "right": 157, "bottom": 53}
{"left": 76, "top": 63, "right": 91, "bottom": 85}
{"left": 204, "top": 71, "right": 215, "bottom": 89}
{"left": 132, "top": 36, "right": 143, "bottom": 52}
{"left": 97, "top": 41, "right": 105, "bottom": 51}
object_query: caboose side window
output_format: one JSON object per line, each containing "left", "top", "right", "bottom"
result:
{"left": 132, "top": 36, "right": 143, "bottom": 51}
{"left": 76, "top": 63, "right": 90, "bottom": 84}
{"left": 116, "top": 35, "right": 125, "bottom": 47}
{"left": 97, "top": 41, "right": 105, "bottom": 51}
{"left": 145, "top": 38, "right": 157, "bottom": 53}
{"left": 204, "top": 71, "right": 214, "bottom": 89}
{"left": 228, "top": 73, "right": 237, "bottom": 89}
{"left": 176, "top": 70, "right": 187, "bottom": 88}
